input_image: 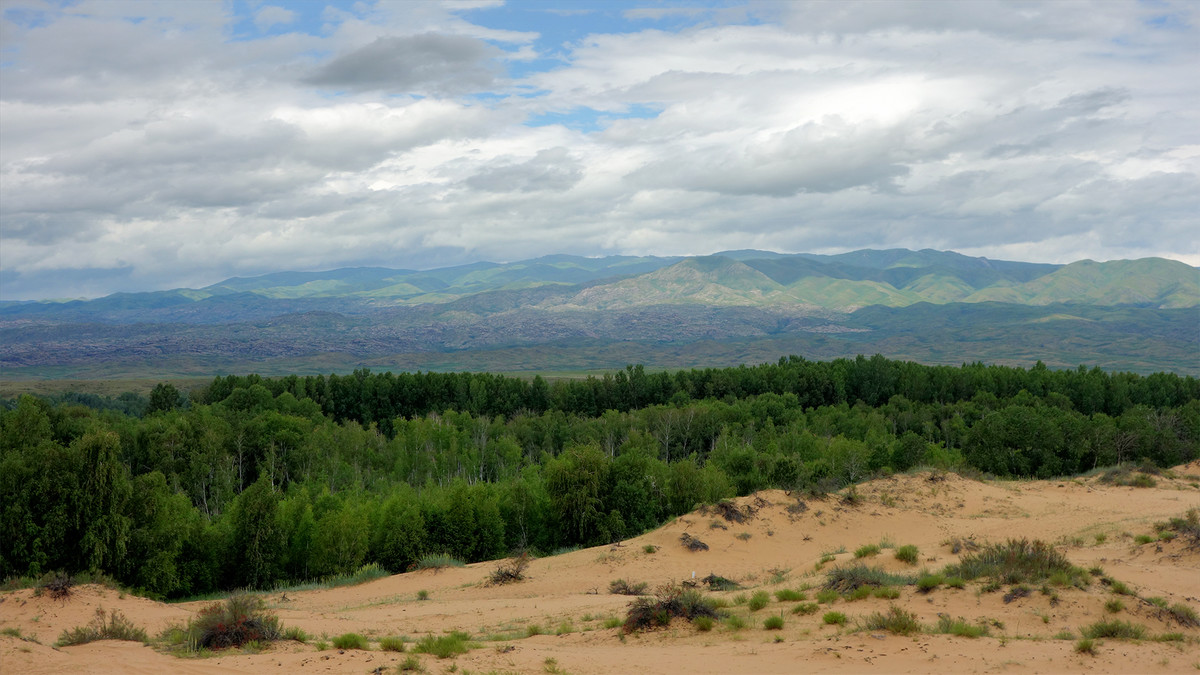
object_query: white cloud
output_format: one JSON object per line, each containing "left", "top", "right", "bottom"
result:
{"left": 0, "top": 0, "right": 1197, "bottom": 300}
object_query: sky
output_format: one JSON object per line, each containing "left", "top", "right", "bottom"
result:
{"left": 1, "top": 0, "right": 1197, "bottom": 301}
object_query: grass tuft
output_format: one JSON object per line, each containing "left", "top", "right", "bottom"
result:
{"left": 56, "top": 608, "right": 147, "bottom": 647}
{"left": 414, "top": 631, "right": 472, "bottom": 659}
{"left": 861, "top": 605, "right": 923, "bottom": 635}
{"left": 411, "top": 554, "right": 465, "bottom": 572}
{"left": 1081, "top": 619, "right": 1146, "bottom": 640}
{"left": 944, "top": 538, "right": 1085, "bottom": 586}
{"left": 332, "top": 632, "right": 368, "bottom": 650}
{"left": 764, "top": 615, "right": 784, "bottom": 630}
{"left": 894, "top": 545, "right": 919, "bottom": 565}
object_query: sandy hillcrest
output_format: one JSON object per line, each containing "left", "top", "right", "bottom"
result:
{"left": 3, "top": 466, "right": 1199, "bottom": 674}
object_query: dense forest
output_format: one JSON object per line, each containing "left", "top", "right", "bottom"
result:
{"left": 2, "top": 355, "right": 1197, "bottom": 599}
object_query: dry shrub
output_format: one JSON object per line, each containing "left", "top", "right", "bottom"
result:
{"left": 609, "top": 579, "right": 649, "bottom": 595}
{"left": 700, "top": 574, "right": 740, "bottom": 591}
{"left": 487, "top": 552, "right": 531, "bottom": 586}
{"left": 680, "top": 533, "right": 709, "bottom": 552}
{"left": 56, "top": 608, "right": 147, "bottom": 646}
{"left": 40, "top": 572, "right": 74, "bottom": 601}
{"left": 708, "top": 499, "right": 752, "bottom": 523}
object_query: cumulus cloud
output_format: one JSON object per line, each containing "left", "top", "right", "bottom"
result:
{"left": 0, "top": 0, "right": 1197, "bottom": 300}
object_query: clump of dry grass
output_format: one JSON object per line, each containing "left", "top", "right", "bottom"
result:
{"left": 680, "top": 533, "right": 709, "bottom": 552}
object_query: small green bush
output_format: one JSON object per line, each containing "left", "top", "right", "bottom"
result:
{"left": 1081, "top": 620, "right": 1146, "bottom": 640}
{"left": 397, "top": 654, "right": 423, "bottom": 671}
{"left": 693, "top": 616, "right": 714, "bottom": 631}
{"left": 816, "top": 589, "right": 839, "bottom": 604}
{"left": 764, "top": 615, "right": 784, "bottom": 630}
{"left": 916, "top": 574, "right": 943, "bottom": 593}
{"left": 774, "top": 589, "right": 805, "bottom": 602}
{"left": 874, "top": 586, "right": 901, "bottom": 600}
{"left": 602, "top": 617, "right": 622, "bottom": 629}
{"left": 56, "top": 608, "right": 148, "bottom": 647}
{"left": 823, "top": 565, "right": 912, "bottom": 593}
{"left": 623, "top": 585, "right": 721, "bottom": 633}
{"left": 379, "top": 636, "right": 406, "bottom": 652}
{"left": 1134, "top": 534, "right": 1155, "bottom": 545}
{"left": 792, "top": 602, "right": 819, "bottom": 615}
{"left": 724, "top": 615, "right": 747, "bottom": 630}
{"left": 1075, "top": 638, "right": 1096, "bottom": 655}
{"left": 414, "top": 631, "right": 472, "bottom": 659}
{"left": 854, "top": 544, "right": 881, "bottom": 558}
{"left": 894, "top": 545, "right": 919, "bottom": 565}
{"left": 1167, "top": 603, "right": 1199, "bottom": 627}
{"left": 283, "top": 626, "right": 309, "bottom": 642}
{"left": 1104, "top": 599, "right": 1124, "bottom": 613}
{"left": 861, "top": 605, "right": 922, "bottom": 635}
{"left": 748, "top": 591, "right": 770, "bottom": 611}
{"left": 333, "top": 633, "right": 368, "bottom": 650}
{"left": 1107, "top": 579, "right": 1133, "bottom": 595}
{"left": 944, "top": 576, "right": 965, "bottom": 589}
{"left": 823, "top": 611, "right": 847, "bottom": 626}
{"left": 416, "top": 589, "right": 430, "bottom": 601}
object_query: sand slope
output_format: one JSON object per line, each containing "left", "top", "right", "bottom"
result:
{"left": 4, "top": 465, "right": 1199, "bottom": 674}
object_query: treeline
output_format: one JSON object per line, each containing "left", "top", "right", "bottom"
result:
{"left": 1, "top": 356, "right": 1197, "bottom": 600}
{"left": 197, "top": 356, "right": 1199, "bottom": 433}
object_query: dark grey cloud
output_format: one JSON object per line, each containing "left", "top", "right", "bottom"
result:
{"left": 304, "top": 33, "right": 501, "bottom": 94}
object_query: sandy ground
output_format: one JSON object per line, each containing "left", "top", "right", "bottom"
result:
{"left": 4, "top": 462, "right": 1199, "bottom": 674}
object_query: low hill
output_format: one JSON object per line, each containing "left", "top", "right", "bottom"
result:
{"left": 1, "top": 249, "right": 1196, "bottom": 378}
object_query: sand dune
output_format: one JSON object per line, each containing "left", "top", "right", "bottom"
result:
{"left": 4, "top": 464, "right": 1198, "bottom": 674}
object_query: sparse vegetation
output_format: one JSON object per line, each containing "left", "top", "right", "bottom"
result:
{"left": 609, "top": 579, "right": 649, "bottom": 596}
{"left": 823, "top": 565, "right": 912, "bottom": 593}
{"left": 700, "top": 574, "right": 740, "bottom": 591}
{"left": 56, "top": 608, "right": 148, "bottom": 647}
{"left": 39, "top": 572, "right": 75, "bottom": 601}
{"left": 693, "top": 616, "right": 715, "bottom": 631}
{"left": 680, "top": 533, "right": 709, "bottom": 551}
{"left": 1075, "top": 638, "right": 1097, "bottom": 655}
{"left": 935, "top": 615, "right": 988, "bottom": 638}
{"left": 764, "top": 615, "right": 784, "bottom": 630}
{"left": 1105, "top": 599, "right": 1124, "bottom": 613}
{"left": 774, "top": 589, "right": 805, "bottom": 602}
{"left": 793, "top": 602, "right": 819, "bottom": 615}
{"left": 397, "top": 654, "right": 423, "bottom": 671}
{"left": 413, "top": 554, "right": 466, "bottom": 571}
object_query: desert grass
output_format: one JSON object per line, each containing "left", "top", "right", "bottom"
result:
{"left": 56, "top": 608, "right": 148, "bottom": 647}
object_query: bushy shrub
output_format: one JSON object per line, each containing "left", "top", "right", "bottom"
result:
{"left": 774, "top": 589, "right": 804, "bottom": 602}
{"left": 487, "top": 553, "right": 531, "bottom": 586}
{"left": 822, "top": 611, "right": 847, "bottom": 626}
{"left": 764, "top": 615, "right": 784, "bottom": 630}
{"left": 824, "top": 565, "right": 912, "bottom": 593}
{"left": 700, "top": 574, "right": 740, "bottom": 591}
{"left": 189, "top": 594, "right": 281, "bottom": 650}
{"left": 747, "top": 591, "right": 770, "bottom": 611}
{"left": 792, "top": 602, "right": 819, "bottom": 615}
{"left": 623, "top": 584, "right": 721, "bottom": 633}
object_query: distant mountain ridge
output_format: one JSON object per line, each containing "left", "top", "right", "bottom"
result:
{"left": 1, "top": 249, "right": 1196, "bottom": 377}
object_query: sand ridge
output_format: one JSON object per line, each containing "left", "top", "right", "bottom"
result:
{"left": 3, "top": 465, "right": 1198, "bottom": 674}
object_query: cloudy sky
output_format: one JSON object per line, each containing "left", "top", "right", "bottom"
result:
{"left": 1, "top": 0, "right": 1197, "bottom": 300}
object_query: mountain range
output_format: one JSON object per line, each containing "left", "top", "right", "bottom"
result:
{"left": 2, "top": 249, "right": 1197, "bottom": 378}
